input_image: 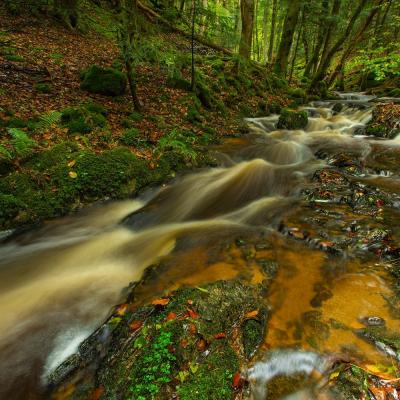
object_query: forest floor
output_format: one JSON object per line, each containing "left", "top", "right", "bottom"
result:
{"left": 0, "top": 4, "right": 294, "bottom": 232}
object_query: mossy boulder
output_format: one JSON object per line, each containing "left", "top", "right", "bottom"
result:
{"left": 61, "top": 105, "right": 107, "bottom": 134}
{"left": 0, "top": 194, "right": 25, "bottom": 227}
{"left": 80, "top": 65, "right": 127, "bottom": 96}
{"left": 277, "top": 108, "right": 308, "bottom": 130}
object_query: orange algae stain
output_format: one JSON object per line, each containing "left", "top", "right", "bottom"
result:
{"left": 265, "top": 243, "right": 325, "bottom": 348}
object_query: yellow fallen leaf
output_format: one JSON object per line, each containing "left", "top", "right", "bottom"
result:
{"left": 69, "top": 171, "right": 77, "bottom": 178}
{"left": 67, "top": 159, "right": 76, "bottom": 167}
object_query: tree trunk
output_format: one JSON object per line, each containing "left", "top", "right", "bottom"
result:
{"left": 304, "top": 0, "right": 329, "bottom": 77}
{"left": 318, "top": 0, "right": 341, "bottom": 72}
{"left": 274, "top": 0, "right": 302, "bottom": 76}
{"left": 239, "top": 0, "right": 255, "bottom": 59}
{"left": 54, "top": 0, "right": 78, "bottom": 28}
{"left": 262, "top": 0, "right": 270, "bottom": 63}
{"left": 267, "top": 0, "right": 277, "bottom": 63}
{"left": 289, "top": 8, "right": 304, "bottom": 82}
{"left": 327, "top": 0, "right": 384, "bottom": 87}
{"left": 310, "top": 0, "right": 368, "bottom": 89}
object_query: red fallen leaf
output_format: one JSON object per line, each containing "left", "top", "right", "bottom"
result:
{"left": 90, "top": 386, "right": 104, "bottom": 400}
{"left": 245, "top": 310, "right": 259, "bottom": 319}
{"left": 116, "top": 304, "right": 128, "bottom": 316}
{"left": 376, "top": 199, "right": 384, "bottom": 207}
{"left": 152, "top": 298, "right": 170, "bottom": 306}
{"left": 214, "top": 332, "right": 226, "bottom": 339}
{"left": 188, "top": 323, "right": 197, "bottom": 335}
{"left": 187, "top": 308, "right": 199, "bottom": 319}
{"left": 197, "top": 338, "right": 207, "bottom": 351}
{"left": 232, "top": 372, "right": 244, "bottom": 389}
{"left": 166, "top": 312, "right": 177, "bottom": 321}
{"left": 129, "top": 320, "right": 143, "bottom": 331}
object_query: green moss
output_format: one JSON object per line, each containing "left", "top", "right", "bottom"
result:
{"left": 186, "top": 105, "right": 203, "bottom": 123}
{"left": 5, "top": 54, "right": 24, "bottom": 62}
{"left": 120, "top": 128, "right": 146, "bottom": 146}
{"left": 80, "top": 65, "right": 127, "bottom": 96}
{"left": 167, "top": 71, "right": 192, "bottom": 91}
{"left": 6, "top": 117, "right": 27, "bottom": 128}
{"left": 177, "top": 342, "right": 238, "bottom": 400}
{"left": 61, "top": 105, "right": 107, "bottom": 134}
{"left": 0, "top": 194, "right": 25, "bottom": 226}
{"left": 25, "top": 142, "right": 78, "bottom": 171}
{"left": 242, "top": 319, "right": 264, "bottom": 359}
{"left": 34, "top": 82, "right": 52, "bottom": 93}
{"left": 277, "top": 108, "right": 308, "bottom": 130}
{"left": 288, "top": 87, "right": 306, "bottom": 100}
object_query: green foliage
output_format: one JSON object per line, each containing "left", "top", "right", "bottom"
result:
{"left": 177, "top": 343, "right": 238, "bottom": 400}
{"left": 34, "top": 82, "right": 52, "bottom": 93}
{"left": 0, "top": 194, "right": 25, "bottom": 226}
{"left": 6, "top": 117, "right": 27, "bottom": 129}
{"left": 4, "top": 54, "right": 24, "bottom": 62}
{"left": 156, "top": 129, "right": 198, "bottom": 163}
{"left": 351, "top": 51, "right": 400, "bottom": 83}
{"left": 120, "top": 128, "right": 148, "bottom": 147}
{"left": 34, "top": 111, "right": 62, "bottom": 132}
{"left": 61, "top": 105, "right": 107, "bottom": 134}
{"left": 7, "top": 128, "right": 36, "bottom": 159}
{"left": 80, "top": 65, "right": 127, "bottom": 96}
{"left": 277, "top": 109, "right": 308, "bottom": 130}
{"left": 129, "top": 329, "right": 176, "bottom": 400}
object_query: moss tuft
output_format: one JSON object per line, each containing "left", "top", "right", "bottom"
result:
{"left": 80, "top": 65, "right": 127, "bottom": 96}
{"left": 277, "top": 108, "right": 308, "bottom": 130}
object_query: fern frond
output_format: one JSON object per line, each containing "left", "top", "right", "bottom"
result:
{"left": 0, "top": 143, "right": 12, "bottom": 161}
{"left": 35, "top": 111, "right": 62, "bottom": 132}
{"left": 8, "top": 128, "right": 36, "bottom": 158}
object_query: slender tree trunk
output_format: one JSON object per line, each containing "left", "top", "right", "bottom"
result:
{"left": 268, "top": 0, "right": 277, "bottom": 63}
{"left": 289, "top": 8, "right": 304, "bottom": 82}
{"left": 302, "top": 26, "right": 309, "bottom": 67}
{"left": 54, "top": 0, "right": 78, "bottom": 28}
{"left": 120, "top": 0, "right": 141, "bottom": 111}
{"left": 310, "top": 0, "right": 368, "bottom": 89}
{"left": 262, "top": 0, "right": 270, "bottom": 63}
{"left": 191, "top": 0, "right": 196, "bottom": 90}
{"left": 239, "top": 0, "right": 255, "bottom": 59}
{"left": 274, "top": 0, "right": 302, "bottom": 76}
{"left": 318, "top": 0, "right": 341, "bottom": 72}
{"left": 328, "top": 0, "right": 384, "bottom": 87}
{"left": 304, "top": 0, "right": 329, "bottom": 77}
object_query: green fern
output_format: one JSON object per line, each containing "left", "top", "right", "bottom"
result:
{"left": 0, "top": 143, "right": 12, "bottom": 160}
{"left": 8, "top": 128, "right": 36, "bottom": 158}
{"left": 34, "top": 111, "right": 62, "bottom": 132}
{"left": 157, "top": 129, "right": 198, "bottom": 162}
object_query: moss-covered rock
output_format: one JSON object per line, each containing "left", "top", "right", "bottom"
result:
{"left": 80, "top": 65, "right": 127, "bottom": 96}
{"left": 61, "top": 105, "right": 107, "bottom": 134}
{"left": 277, "top": 108, "right": 308, "bottom": 130}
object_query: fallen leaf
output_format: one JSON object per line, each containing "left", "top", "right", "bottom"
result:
{"left": 68, "top": 171, "right": 77, "bottom": 178}
{"left": 67, "top": 159, "right": 76, "bottom": 167}
{"left": 197, "top": 338, "right": 207, "bottom": 351}
{"left": 116, "top": 304, "right": 128, "bottom": 316}
{"left": 214, "top": 332, "right": 226, "bottom": 339}
{"left": 187, "top": 308, "right": 199, "bottom": 319}
{"left": 152, "top": 298, "right": 170, "bottom": 306}
{"left": 232, "top": 372, "right": 244, "bottom": 389}
{"left": 180, "top": 338, "right": 189, "bottom": 348}
{"left": 90, "top": 386, "right": 104, "bottom": 400}
{"left": 245, "top": 310, "right": 259, "bottom": 319}
{"left": 188, "top": 323, "right": 197, "bottom": 335}
{"left": 166, "top": 312, "right": 177, "bottom": 321}
{"left": 129, "top": 320, "right": 143, "bottom": 331}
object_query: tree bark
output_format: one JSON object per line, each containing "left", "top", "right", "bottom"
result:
{"left": 267, "top": 0, "right": 277, "bottom": 63}
{"left": 274, "top": 0, "right": 302, "bottom": 76}
{"left": 239, "top": 0, "right": 255, "bottom": 59}
{"left": 310, "top": 0, "right": 368, "bottom": 89}
{"left": 327, "top": 0, "right": 384, "bottom": 87}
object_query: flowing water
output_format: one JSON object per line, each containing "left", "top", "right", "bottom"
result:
{"left": 1, "top": 93, "right": 400, "bottom": 399}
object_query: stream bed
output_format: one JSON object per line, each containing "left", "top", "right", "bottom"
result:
{"left": 1, "top": 93, "right": 400, "bottom": 399}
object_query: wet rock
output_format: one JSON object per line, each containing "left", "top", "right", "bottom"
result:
{"left": 277, "top": 108, "right": 308, "bottom": 130}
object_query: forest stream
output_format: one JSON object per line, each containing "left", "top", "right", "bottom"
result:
{"left": 2, "top": 93, "right": 400, "bottom": 399}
